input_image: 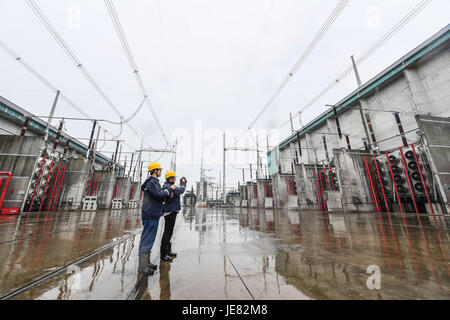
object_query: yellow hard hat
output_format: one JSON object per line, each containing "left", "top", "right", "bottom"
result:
{"left": 148, "top": 162, "right": 163, "bottom": 171}
{"left": 165, "top": 170, "right": 176, "bottom": 179}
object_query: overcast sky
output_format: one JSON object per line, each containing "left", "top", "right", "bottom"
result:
{"left": 0, "top": 0, "right": 449, "bottom": 191}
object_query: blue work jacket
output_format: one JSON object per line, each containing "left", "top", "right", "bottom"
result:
{"left": 162, "top": 181, "right": 186, "bottom": 213}
{"left": 141, "top": 176, "right": 170, "bottom": 220}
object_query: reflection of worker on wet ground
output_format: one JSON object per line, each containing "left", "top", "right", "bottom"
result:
{"left": 159, "top": 262, "right": 171, "bottom": 300}
{"left": 134, "top": 258, "right": 171, "bottom": 300}
{"left": 161, "top": 171, "right": 187, "bottom": 261}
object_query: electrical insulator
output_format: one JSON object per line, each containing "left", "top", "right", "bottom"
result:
{"left": 407, "top": 161, "right": 418, "bottom": 171}
{"left": 415, "top": 182, "right": 425, "bottom": 193}
{"left": 405, "top": 151, "right": 415, "bottom": 160}
{"left": 397, "top": 185, "right": 408, "bottom": 194}
{"left": 411, "top": 172, "right": 421, "bottom": 181}
{"left": 392, "top": 166, "right": 401, "bottom": 174}
{"left": 394, "top": 175, "right": 405, "bottom": 184}
{"left": 389, "top": 155, "right": 399, "bottom": 165}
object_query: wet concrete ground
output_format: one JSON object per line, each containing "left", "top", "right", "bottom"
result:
{"left": 0, "top": 207, "right": 449, "bottom": 300}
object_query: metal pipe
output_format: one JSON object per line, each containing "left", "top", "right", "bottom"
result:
{"left": 128, "top": 153, "right": 134, "bottom": 177}
{"left": 47, "top": 162, "right": 62, "bottom": 211}
{"left": 44, "top": 91, "right": 60, "bottom": 144}
{"left": 94, "top": 175, "right": 100, "bottom": 196}
{"left": 0, "top": 172, "right": 12, "bottom": 211}
{"left": 38, "top": 160, "right": 54, "bottom": 213}
{"left": 86, "top": 120, "right": 98, "bottom": 159}
{"left": 333, "top": 107, "right": 343, "bottom": 139}
{"left": 21, "top": 117, "right": 31, "bottom": 137}
{"left": 365, "top": 113, "right": 377, "bottom": 147}
{"left": 64, "top": 139, "right": 70, "bottom": 155}
{"left": 53, "top": 164, "right": 67, "bottom": 211}
{"left": 53, "top": 120, "right": 64, "bottom": 150}
{"left": 223, "top": 133, "right": 226, "bottom": 202}
{"left": 290, "top": 113, "right": 294, "bottom": 133}
{"left": 113, "top": 140, "right": 120, "bottom": 168}
{"left": 367, "top": 161, "right": 382, "bottom": 213}
{"left": 28, "top": 156, "right": 46, "bottom": 212}
{"left": 88, "top": 173, "right": 94, "bottom": 196}
{"left": 364, "top": 157, "right": 380, "bottom": 213}
{"left": 346, "top": 135, "right": 352, "bottom": 150}
{"left": 394, "top": 113, "right": 408, "bottom": 147}
{"left": 322, "top": 136, "right": 330, "bottom": 161}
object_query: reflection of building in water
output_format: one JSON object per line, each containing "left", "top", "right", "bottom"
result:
{"left": 265, "top": 210, "right": 275, "bottom": 234}
{"left": 235, "top": 207, "right": 449, "bottom": 299}
{"left": 271, "top": 211, "right": 449, "bottom": 299}
{"left": 0, "top": 210, "right": 140, "bottom": 298}
{"left": 248, "top": 209, "right": 260, "bottom": 231}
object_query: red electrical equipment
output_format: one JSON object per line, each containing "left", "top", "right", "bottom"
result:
{"left": 370, "top": 144, "right": 435, "bottom": 214}
{"left": 286, "top": 178, "right": 297, "bottom": 196}
{"left": 0, "top": 172, "right": 18, "bottom": 215}
{"left": 372, "top": 158, "right": 393, "bottom": 198}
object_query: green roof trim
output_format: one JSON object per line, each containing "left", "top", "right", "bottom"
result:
{"left": 0, "top": 101, "right": 110, "bottom": 165}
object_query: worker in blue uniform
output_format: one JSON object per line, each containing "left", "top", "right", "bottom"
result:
{"left": 160, "top": 170, "right": 187, "bottom": 262}
{"left": 138, "top": 162, "right": 176, "bottom": 276}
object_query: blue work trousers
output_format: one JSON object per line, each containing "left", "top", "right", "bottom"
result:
{"left": 138, "top": 218, "right": 160, "bottom": 255}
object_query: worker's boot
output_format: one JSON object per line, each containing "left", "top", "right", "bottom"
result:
{"left": 148, "top": 251, "right": 158, "bottom": 270}
{"left": 138, "top": 254, "right": 154, "bottom": 276}
{"left": 167, "top": 243, "right": 177, "bottom": 258}
{"left": 160, "top": 245, "right": 173, "bottom": 262}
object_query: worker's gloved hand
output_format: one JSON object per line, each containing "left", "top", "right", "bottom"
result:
{"left": 170, "top": 185, "right": 176, "bottom": 190}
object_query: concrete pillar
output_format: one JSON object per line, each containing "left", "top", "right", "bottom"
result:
{"left": 96, "top": 171, "right": 116, "bottom": 209}
{"left": 60, "top": 158, "right": 90, "bottom": 210}
{"left": 334, "top": 149, "right": 373, "bottom": 213}
{"left": 116, "top": 177, "right": 132, "bottom": 206}
{"left": 305, "top": 133, "right": 317, "bottom": 164}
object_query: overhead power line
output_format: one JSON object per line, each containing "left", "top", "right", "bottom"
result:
{"left": 0, "top": 39, "right": 138, "bottom": 151}
{"left": 239, "top": 0, "right": 350, "bottom": 142}
{"left": 279, "top": 0, "right": 433, "bottom": 128}
{"left": 0, "top": 39, "right": 90, "bottom": 119}
{"left": 25, "top": 0, "right": 145, "bottom": 141}
{"left": 104, "top": 0, "right": 170, "bottom": 146}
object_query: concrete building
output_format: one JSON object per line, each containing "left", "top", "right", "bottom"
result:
{"left": 265, "top": 24, "right": 450, "bottom": 214}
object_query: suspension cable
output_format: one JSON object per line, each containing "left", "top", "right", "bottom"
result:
{"left": 25, "top": 0, "right": 145, "bottom": 142}
{"left": 104, "top": 0, "right": 171, "bottom": 145}
{"left": 279, "top": 0, "right": 433, "bottom": 129}
{"left": 0, "top": 39, "right": 138, "bottom": 151}
{"left": 236, "top": 0, "right": 350, "bottom": 147}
